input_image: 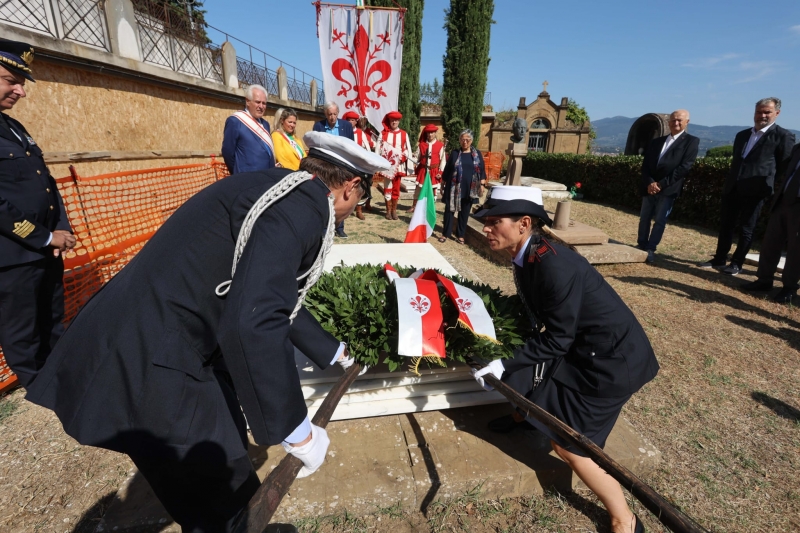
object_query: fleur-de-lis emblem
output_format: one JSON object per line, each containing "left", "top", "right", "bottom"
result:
{"left": 409, "top": 295, "right": 431, "bottom": 315}
{"left": 456, "top": 298, "right": 472, "bottom": 312}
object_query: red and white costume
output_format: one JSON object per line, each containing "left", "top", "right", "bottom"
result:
{"left": 354, "top": 127, "right": 374, "bottom": 152}
{"left": 414, "top": 125, "right": 446, "bottom": 198}
{"left": 376, "top": 111, "right": 412, "bottom": 202}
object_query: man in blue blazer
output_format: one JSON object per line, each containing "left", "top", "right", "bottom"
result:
{"left": 313, "top": 102, "right": 355, "bottom": 237}
{"left": 221, "top": 84, "right": 275, "bottom": 174}
{"left": 699, "top": 98, "right": 795, "bottom": 275}
{"left": 637, "top": 109, "right": 700, "bottom": 263}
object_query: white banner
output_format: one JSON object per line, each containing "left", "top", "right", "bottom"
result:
{"left": 317, "top": 4, "right": 404, "bottom": 130}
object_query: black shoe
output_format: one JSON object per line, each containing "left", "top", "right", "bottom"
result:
{"left": 773, "top": 288, "right": 797, "bottom": 304}
{"left": 741, "top": 279, "right": 773, "bottom": 291}
{"left": 722, "top": 263, "right": 742, "bottom": 276}
{"left": 633, "top": 514, "right": 645, "bottom": 533}
{"left": 646, "top": 250, "right": 655, "bottom": 263}
{"left": 335, "top": 229, "right": 348, "bottom": 238}
{"left": 698, "top": 259, "right": 726, "bottom": 269}
{"left": 487, "top": 414, "right": 533, "bottom": 433}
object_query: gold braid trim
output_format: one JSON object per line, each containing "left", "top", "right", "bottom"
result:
{"left": 408, "top": 355, "right": 447, "bottom": 376}
{"left": 456, "top": 318, "right": 502, "bottom": 345}
{"left": 0, "top": 55, "right": 32, "bottom": 74}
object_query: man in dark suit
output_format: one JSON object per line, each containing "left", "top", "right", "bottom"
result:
{"left": 0, "top": 40, "right": 75, "bottom": 387}
{"left": 313, "top": 102, "right": 355, "bottom": 238}
{"left": 742, "top": 143, "right": 800, "bottom": 303}
{"left": 637, "top": 109, "right": 700, "bottom": 263}
{"left": 472, "top": 187, "right": 658, "bottom": 533}
{"left": 221, "top": 84, "right": 275, "bottom": 174}
{"left": 26, "top": 133, "right": 391, "bottom": 532}
{"left": 699, "top": 98, "right": 796, "bottom": 275}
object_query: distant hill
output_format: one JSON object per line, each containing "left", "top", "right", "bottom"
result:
{"left": 591, "top": 116, "right": 800, "bottom": 155}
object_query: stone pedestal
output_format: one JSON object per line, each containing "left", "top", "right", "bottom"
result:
{"left": 505, "top": 142, "right": 527, "bottom": 186}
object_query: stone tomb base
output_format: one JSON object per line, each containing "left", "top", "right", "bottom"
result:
{"left": 97, "top": 407, "right": 660, "bottom": 531}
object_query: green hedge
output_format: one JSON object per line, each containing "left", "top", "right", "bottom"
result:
{"left": 521, "top": 153, "right": 736, "bottom": 231}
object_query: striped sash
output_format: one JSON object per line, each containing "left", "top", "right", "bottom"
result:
{"left": 232, "top": 111, "right": 275, "bottom": 154}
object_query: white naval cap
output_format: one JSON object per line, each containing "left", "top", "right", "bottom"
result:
{"left": 487, "top": 185, "right": 543, "bottom": 205}
{"left": 303, "top": 131, "right": 393, "bottom": 181}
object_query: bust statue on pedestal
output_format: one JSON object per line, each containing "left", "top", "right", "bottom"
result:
{"left": 506, "top": 111, "right": 528, "bottom": 186}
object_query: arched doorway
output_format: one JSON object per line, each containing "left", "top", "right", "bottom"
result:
{"left": 528, "top": 118, "right": 550, "bottom": 152}
{"left": 624, "top": 113, "right": 669, "bottom": 155}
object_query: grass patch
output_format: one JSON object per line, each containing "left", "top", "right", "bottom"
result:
{"left": 0, "top": 396, "right": 19, "bottom": 424}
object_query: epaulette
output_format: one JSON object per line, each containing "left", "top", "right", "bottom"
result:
{"left": 527, "top": 237, "right": 557, "bottom": 263}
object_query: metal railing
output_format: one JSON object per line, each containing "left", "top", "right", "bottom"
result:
{"left": 0, "top": 0, "right": 110, "bottom": 51}
{"left": 484, "top": 92, "right": 491, "bottom": 107}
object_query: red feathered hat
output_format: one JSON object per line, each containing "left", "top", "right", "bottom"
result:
{"left": 342, "top": 110, "right": 359, "bottom": 121}
{"left": 382, "top": 111, "right": 403, "bottom": 130}
{"left": 418, "top": 123, "right": 439, "bottom": 143}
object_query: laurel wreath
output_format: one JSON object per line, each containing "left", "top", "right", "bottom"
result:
{"left": 305, "top": 264, "right": 535, "bottom": 372}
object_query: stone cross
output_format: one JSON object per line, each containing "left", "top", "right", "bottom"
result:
{"left": 542, "top": 80, "right": 549, "bottom": 93}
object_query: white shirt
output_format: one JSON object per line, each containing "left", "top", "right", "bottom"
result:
{"left": 512, "top": 236, "right": 534, "bottom": 268}
{"left": 742, "top": 122, "right": 775, "bottom": 158}
{"left": 658, "top": 130, "right": 685, "bottom": 162}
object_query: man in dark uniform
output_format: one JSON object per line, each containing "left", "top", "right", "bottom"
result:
{"left": 472, "top": 186, "right": 658, "bottom": 533}
{"left": 26, "top": 132, "right": 391, "bottom": 532}
{"left": 0, "top": 40, "right": 75, "bottom": 387}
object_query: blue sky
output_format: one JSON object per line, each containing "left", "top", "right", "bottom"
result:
{"left": 201, "top": 0, "right": 800, "bottom": 129}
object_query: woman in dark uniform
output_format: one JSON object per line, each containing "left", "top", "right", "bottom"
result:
{"left": 472, "top": 188, "right": 658, "bottom": 533}
{"left": 439, "top": 129, "right": 487, "bottom": 243}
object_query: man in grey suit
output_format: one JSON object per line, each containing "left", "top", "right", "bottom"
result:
{"left": 741, "top": 143, "right": 800, "bottom": 303}
{"left": 699, "top": 98, "right": 795, "bottom": 275}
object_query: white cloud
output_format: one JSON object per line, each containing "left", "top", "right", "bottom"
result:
{"left": 681, "top": 53, "right": 740, "bottom": 69}
{"left": 733, "top": 60, "right": 781, "bottom": 84}
{"left": 790, "top": 24, "right": 800, "bottom": 34}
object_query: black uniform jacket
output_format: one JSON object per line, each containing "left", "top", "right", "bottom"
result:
{"left": 26, "top": 169, "right": 340, "bottom": 459}
{"left": 722, "top": 124, "right": 795, "bottom": 197}
{"left": 0, "top": 113, "right": 71, "bottom": 267}
{"left": 504, "top": 236, "right": 659, "bottom": 398}
{"left": 769, "top": 143, "right": 800, "bottom": 211}
{"left": 639, "top": 132, "right": 699, "bottom": 197}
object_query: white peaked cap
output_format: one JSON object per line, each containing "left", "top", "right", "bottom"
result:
{"left": 488, "top": 185, "right": 543, "bottom": 205}
{"left": 303, "top": 131, "right": 392, "bottom": 179}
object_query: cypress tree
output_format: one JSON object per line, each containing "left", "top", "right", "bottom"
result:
{"left": 441, "top": 0, "right": 494, "bottom": 149}
{"left": 366, "top": 0, "right": 424, "bottom": 149}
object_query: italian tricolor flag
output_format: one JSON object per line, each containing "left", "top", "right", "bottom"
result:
{"left": 404, "top": 171, "right": 437, "bottom": 243}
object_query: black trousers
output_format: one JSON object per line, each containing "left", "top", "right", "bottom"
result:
{"left": 0, "top": 256, "right": 65, "bottom": 387}
{"left": 756, "top": 197, "right": 800, "bottom": 290}
{"left": 713, "top": 191, "right": 767, "bottom": 267}
{"left": 442, "top": 197, "right": 473, "bottom": 239}
{"left": 127, "top": 368, "right": 261, "bottom": 533}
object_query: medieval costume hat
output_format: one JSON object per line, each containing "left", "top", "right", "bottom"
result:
{"left": 341, "top": 111, "right": 359, "bottom": 121}
{"left": 382, "top": 111, "right": 402, "bottom": 131}
{"left": 304, "top": 131, "right": 392, "bottom": 189}
{"left": 472, "top": 185, "right": 552, "bottom": 226}
{"left": 418, "top": 123, "right": 439, "bottom": 143}
{"left": 0, "top": 40, "right": 35, "bottom": 82}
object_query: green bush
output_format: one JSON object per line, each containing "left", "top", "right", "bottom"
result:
{"left": 705, "top": 145, "right": 734, "bottom": 158}
{"left": 521, "top": 152, "right": 739, "bottom": 231}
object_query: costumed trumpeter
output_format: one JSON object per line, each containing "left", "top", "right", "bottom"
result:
{"left": 375, "top": 110, "right": 412, "bottom": 220}
{"left": 0, "top": 40, "right": 76, "bottom": 387}
{"left": 472, "top": 186, "right": 659, "bottom": 533}
{"left": 26, "top": 133, "right": 392, "bottom": 532}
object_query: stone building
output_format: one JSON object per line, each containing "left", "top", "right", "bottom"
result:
{"left": 624, "top": 113, "right": 670, "bottom": 155}
{"left": 488, "top": 84, "right": 592, "bottom": 154}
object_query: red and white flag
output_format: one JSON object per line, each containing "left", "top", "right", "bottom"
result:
{"left": 419, "top": 271, "right": 498, "bottom": 342}
{"left": 317, "top": 3, "right": 404, "bottom": 129}
{"left": 384, "top": 264, "right": 445, "bottom": 358}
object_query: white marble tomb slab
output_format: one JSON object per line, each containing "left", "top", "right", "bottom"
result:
{"left": 298, "top": 242, "right": 504, "bottom": 420}
{"left": 745, "top": 252, "right": 785, "bottom": 273}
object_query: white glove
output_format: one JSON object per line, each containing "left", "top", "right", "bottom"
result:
{"left": 472, "top": 359, "right": 505, "bottom": 391}
{"left": 338, "top": 354, "right": 369, "bottom": 376}
{"left": 282, "top": 423, "right": 330, "bottom": 478}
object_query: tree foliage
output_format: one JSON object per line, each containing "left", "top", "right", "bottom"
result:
{"left": 705, "top": 145, "right": 734, "bottom": 158}
{"left": 366, "top": 0, "right": 424, "bottom": 149}
{"left": 441, "top": 0, "right": 494, "bottom": 148}
{"left": 419, "top": 78, "right": 443, "bottom": 105}
{"left": 565, "top": 98, "right": 596, "bottom": 153}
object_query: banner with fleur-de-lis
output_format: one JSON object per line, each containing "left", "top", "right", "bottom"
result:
{"left": 385, "top": 264, "right": 445, "bottom": 359}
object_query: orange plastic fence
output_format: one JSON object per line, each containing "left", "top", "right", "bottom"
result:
{"left": 484, "top": 151, "right": 506, "bottom": 181}
{"left": 0, "top": 159, "right": 230, "bottom": 393}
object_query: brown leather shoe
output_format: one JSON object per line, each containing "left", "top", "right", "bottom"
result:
{"left": 391, "top": 199, "right": 399, "bottom": 220}
{"left": 385, "top": 200, "right": 392, "bottom": 220}
{"left": 355, "top": 205, "right": 365, "bottom": 220}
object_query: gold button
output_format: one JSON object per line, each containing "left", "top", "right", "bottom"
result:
{"left": 26, "top": 151, "right": 30, "bottom": 156}
{"left": 46, "top": 188, "right": 51, "bottom": 193}
{"left": 50, "top": 205, "right": 54, "bottom": 210}
{"left": 37, "top": 170, "right": 41, "bottom": 175}
{"left": 8, "top": 153, "right": 12, "bottom": 157}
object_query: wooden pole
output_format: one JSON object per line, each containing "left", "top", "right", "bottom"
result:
{"left": 466, "top": 358, "right": 708, "bottom": 533}
{"left": 232, "top": 363, "right": 363, "bottom": 533}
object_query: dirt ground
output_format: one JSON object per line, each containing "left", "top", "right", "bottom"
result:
{"left": 1, "top": 191, "right": 798, "bottom": 533}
